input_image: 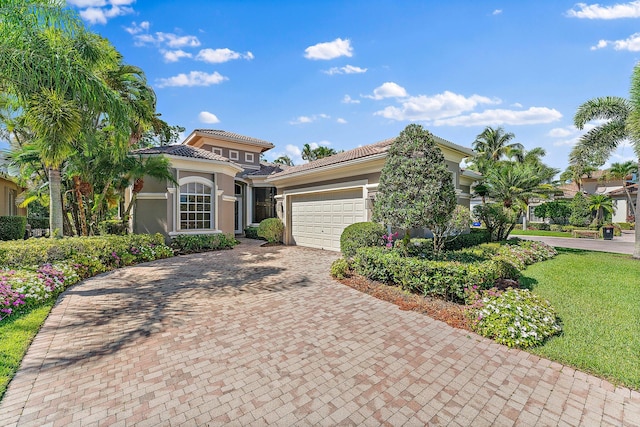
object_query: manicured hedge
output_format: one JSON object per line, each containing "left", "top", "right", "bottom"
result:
{"left": 171, "top": 233, "right": 238, "bottom": 254}
{"left": 27, "top": 217, "right": 48, "bottom": 229}
{"left": 257, "top": 218, "right": 284, "bottom": 243}
{"left": 0, "top": 216, "right": 26, "bottom": 241}
{"left": 0, "top": 233, "right": 170, "bottom": 268}
{"left": 340, "top": 222, "right": 386, "bottom": 258}
{"left": 243, "top": 226, "right": 264, "bottom": 240}
{"left": 352, "top": 246, "right": 519, "bottom": 302}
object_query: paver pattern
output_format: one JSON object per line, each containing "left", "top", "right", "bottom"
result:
{"left": 1, "top": 239, "right": 639, "bottom": 426}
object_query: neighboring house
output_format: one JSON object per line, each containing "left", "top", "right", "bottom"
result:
{"left": 131, "top": 130, "right": 477, "bottom": 251}
{"left": 0, "top": 175, "right": 26, "bottom": 217}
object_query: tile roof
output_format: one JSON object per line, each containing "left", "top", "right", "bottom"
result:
{"left": 607, "top": 183, "right": 638, "bottom": 196}
{"left": 132, "top": 145, "right": 232, "bottom": 162}
{"left": 244, "top": 163, "right": 291, "bottom": 177}
{"left": 270, "top": 135, "right": 474, "bottom": 178}
{"left": 192, "top": 129, "right": 274, "bottom": 148}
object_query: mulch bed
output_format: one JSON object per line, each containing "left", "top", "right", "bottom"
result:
{"left": 338, "top": 275, "right": 472, "bottom": 331}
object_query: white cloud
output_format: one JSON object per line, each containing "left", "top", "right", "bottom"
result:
{"left": 288, "top": 114, "right": 330, "bottom": 125}
{"left": 198, "top": 111, "right": 220, "bottom": 124}
{"left": 492, "top": 9, "right": 503, "bottom": 15}
{"left": 156, "top": 71, "right": 228, "bottom": 88}
{"left": 548, "top": 127, "right": 574, "bottom": 138}
{"left": 161, "top": 49, "right": 192, "bottom": 63}
{"left": 134, "top": 32, "right": 201, "bottom": 48}
{"left": 365, "top": 82, "right": 408, "bottom": 100}
{"left": 433, "top": 107, "right": 562, "bottom": 126}
{"left": 124, "top": 21, "right": 150, "bottom": 35}
{"left": 70, "top": 0, "right": 135, "bottom": 24}
{"left": 342, "top": 95, "right": 360, "bottom": 104}
{"left": 511, "top": 102, "right": 523, "bottom": 108}
{"left": 567, "top": 1, "right": 640, "bottom": 19}
{"left": 337, "top": 118, "right": 347, "bottom": 124}
{"left": 195, "top": 48, "right": 254, "bottom": 63}
{"left": 304, "top": 38, "right": 353, "bottom": 60}
{"left": 323, "top": 65, "right": 367, "bottom": 75}
{"left": 374, "top": 91, "right": 498, "bottom": 120}
{"left": 591, "top": 33, "right": 640, "bottom": 51}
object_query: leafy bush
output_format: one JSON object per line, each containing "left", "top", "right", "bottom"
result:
{"left": 0, "top": 234, "right": 170, "bottom": 268}
{"left": 0, "top": 216, "right": 26, "bottom": 241}
{"left": 27, "top": 217, "right": 48, "bottom": 229}
{"left": 257, "top": 218, "right": 284, "bottom": 243}
{"left": 171, "top": 233, "right": 238, "bottom": 254}
{"left": 330, "top": 258, "right": 351, "bottom": 279}
{"left": 340, "top": 222, "right": 385, "bottom": 258}
{"left": 561, "top": 225, "right": 576, "bottom": 232}
{"left": 404, "top": 229, "right": 490, "bottom": 259}
{"left": 549, "top": 224, "right": 563, "bottom": 232}
{"left": 444, "top": 228, "right": 490, "bottom": 251}
{"left": 615, "top": 222, "right": 634, "bottom": 230}
{"left": 352, "top": 246, "right": 519, "bottom": 302}
{"left": 244, "top": 226, "right": 263, "bottom": 240}
{"left": 527, "top": 222, "right": 550, "bottom": 231}
{"left": 466, "top": 287, "right": 562, "bottom": 348}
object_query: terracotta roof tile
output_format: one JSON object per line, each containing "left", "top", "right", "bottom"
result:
{"left": 193, "top": 129, "right": 274, "bottom": 148}
{"left": 132, "top": 145, "right": 232, "bottom": 162}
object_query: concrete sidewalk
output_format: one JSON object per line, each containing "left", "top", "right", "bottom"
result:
{"left": 1, "top": 239, "right": 639, "bottom": 426}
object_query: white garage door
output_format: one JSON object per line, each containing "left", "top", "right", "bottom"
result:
{"left": 290, "top": 189, "right": 365, "bottom": 251}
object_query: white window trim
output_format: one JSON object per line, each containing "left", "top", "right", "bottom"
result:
{"left": 229, "top": 150, "right": 239, "bottom": 161}
{"left": 178, "top": 176, "right": 215, "bottom": 231}
{"left": 212, "top": 147, "right": 223, "bottom": 156}
{"left": 245, "top": 152, "right": 255, "bottom": 163}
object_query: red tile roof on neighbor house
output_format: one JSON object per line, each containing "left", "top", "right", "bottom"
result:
{"left": 191, "top": 129, "right": 275, "bottom": 149}
{"left": 132, "top": 145, "right": 232, "bottom": 162}
{"left": 270, "top": 135, "right": 475, "bottom": 178}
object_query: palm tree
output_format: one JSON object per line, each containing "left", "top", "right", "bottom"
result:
{"left": 301, "top": 144, "right": 338, "bottom": 162}
{"left": 0, "top": 1, "right": 130, "bottom": 237}
{"left": 603, "top": 161, "right": 637, "bottom": 217}
{"left": 471, "top": 126, "right": 524, "bottom": 173}
{"left": 574, "top": 64, "right": 640, "bottom": 258}
{"left": 273, "top": 155, "right": 294, "bottom": 166}
{"left": 301, "top": 144, "right": 314, "bottom": 162}
{"left": 588, "top": 194, "right": 614, "bottom": 226}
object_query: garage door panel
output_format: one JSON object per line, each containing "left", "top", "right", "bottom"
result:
{"left": 290, "top": 189, "right": 364, "bottom": 251}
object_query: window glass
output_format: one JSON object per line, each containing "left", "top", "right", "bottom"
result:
{"left": 253, "top": 187, "right": 276, "bottom": 223}
{"left": 179, "top": 181, "right": 213, "bottom": 229}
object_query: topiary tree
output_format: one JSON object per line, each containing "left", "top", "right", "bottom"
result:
{"left": 569, "top": 193, "right": 592, "bottom": 227}
{"left": 431, "top": 205, "right": 472, "bottom": 254}
{"left": 373, "top": 124, "right": 457, "bottom": 253}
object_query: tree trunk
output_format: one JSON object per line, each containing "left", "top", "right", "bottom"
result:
{"left": 634, "top": 161, "right": 640, "bottom": 259}
{"left": 48, "top": 168, "right": 64, "bottom": 238}
{"left": 72, "top": 175, "right": 89, "bottom": 236}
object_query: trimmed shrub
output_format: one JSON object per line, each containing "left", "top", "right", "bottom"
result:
{"left": 244, "top": 226, "right": 263, "bottom": 240}
{"left": 528, "top": 222, "right": 550, "bottom": 231}
{"left": 444, "top": 228, "right": 490, "bottom": 251}
{"left": 549, "top": 224, "right": 563, "bottom": 232}
{"left": 330, "top": 258, "right": 351, "bottom": 279}
{"left": 0, "top": 216, "right": 27, "bottom": 241}
{"left": 257, "top": 218, "right": 284, "bottom": 243}
{"left": 561, "top": 225, "right": 576, "bottom": 232}
{"left": 340, "top": 222, "right": 385, "bottom": 259}
{"left": 27, "top": 217, "right": 48, "bottom": 229}
{"left": 171, "top": 233, "right": 238, "bottom": 254}
{"left": 352, "top": 247, "right": 519, "bottom": 302}
{"left": 0, "top": 233, "right": 170, "bottom": 268}
{"left": 466, "top": 287, "right": 562, "bottom": 348}
{"left": 615, "top": 222, "right": 634, "bottom": 230}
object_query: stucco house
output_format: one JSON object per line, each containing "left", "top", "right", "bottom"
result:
{"left": 0, "top": 174, "right": 26, "bottom": 217}
{"left": 131, "top": 129, "right": 477, "bottom": 251}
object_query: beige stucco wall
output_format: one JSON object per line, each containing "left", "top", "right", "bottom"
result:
{"left": 134, "top": 199, "right": 168, "bottom": 236}
{"left": 216, "top": 173, "right": 235, "bottom": 234}
{"left": 0, "top": 178, "right": 26, "bottom": 216}
{"left": 199, "top": 143, "right": 261, "bottom": 167}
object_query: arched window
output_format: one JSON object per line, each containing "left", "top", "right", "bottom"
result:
{"left": 179, "top": 178, "right": 213, "bottom": 230}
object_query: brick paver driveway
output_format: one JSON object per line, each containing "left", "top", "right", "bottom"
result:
{"left": 1, "top": 239, "right": 639, "bottom": 426}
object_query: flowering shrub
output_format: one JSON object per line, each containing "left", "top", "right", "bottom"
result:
{"left": 466, "top": 287, "right": 562, "bottom": 348}
{"left": 496, "top": 241, "right": 557, "bottom": 270}
{"left": 1, "top": 271, "right": 25, "bottom": 320}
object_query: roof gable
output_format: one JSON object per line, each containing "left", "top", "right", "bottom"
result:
{"left": 185, "top": 129, "right": 275, "bottom": 151}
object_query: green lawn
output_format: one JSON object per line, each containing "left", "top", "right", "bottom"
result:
{"left": 522, "top": 249, "right": 640, "bottom": 390}
{"left": 510, "top": 229, "right": 572, "bottom": 238}
{"left": 0, "top": 304, "right": 53, "bottom": 400}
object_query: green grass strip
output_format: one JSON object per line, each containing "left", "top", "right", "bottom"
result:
{"left": 522, "top": 249, "right": 640, "bottom": 390}
{"left": 0, "top": 304, "right": 53, "bottom": 401}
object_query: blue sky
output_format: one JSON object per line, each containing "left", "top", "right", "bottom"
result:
{"left": 63, "top": 0, "right": 640, "bottom": 171}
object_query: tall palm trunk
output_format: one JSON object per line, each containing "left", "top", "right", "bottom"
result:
{"left": 72, "top": 175, "right": 89, "bottom": 236}
{"left": 48, "top": 167, "right": 64, "bottom": 238}
{"left": 634, "top": 160, "right": 640, "bottom": 259}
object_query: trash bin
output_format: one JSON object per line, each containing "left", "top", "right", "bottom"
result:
{"left": 603, "top": 226, "right": 614, "bottom": 240}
